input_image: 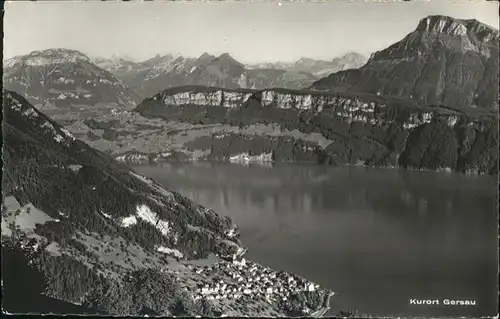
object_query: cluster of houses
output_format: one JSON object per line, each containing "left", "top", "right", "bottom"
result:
{"left": 187, "top": 256, "right": 320, "bottom": 303}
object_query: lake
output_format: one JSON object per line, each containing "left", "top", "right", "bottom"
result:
{"left": 131, "top": 162, "right": 498, "bottom": 317}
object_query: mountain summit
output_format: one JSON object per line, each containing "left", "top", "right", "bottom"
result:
{"left": 4, "top": 49, "right": 93, "bottom": 68}
{"left": 195, "top": 52, "right": 217, "bottom": 66}
{"left": 216, "top": 53, "right": 241, "bottom": 64}
{"left": 3, "top": 49, "right": 140, "bottom": 109}
{"left": 375, "top": 15, "right": 499, "bottom": 60}
{"left": 311, "top": 15, "right": 499, "bottom": 110}
{"left": 415, "top": 15, "right": 498, "bottom": 42}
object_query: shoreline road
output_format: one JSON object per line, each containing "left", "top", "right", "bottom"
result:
{"left": 311, "top": 307, "right": 330, "bottom": 318}
{"left": 311, "top": 291, "right": 335, "bottom": 318}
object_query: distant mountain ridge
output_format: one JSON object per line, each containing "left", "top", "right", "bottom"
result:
{"left": 311, "top": 15, "right": 499, "bottom": 110}
{"left": 3, "top": 49, "right": 141, "bottom": 109}
{"left": 247, "top": 52, "right": 368, "bottom": 77}
{"left": 93, "top": 52, "right": 365, "bottom": 99}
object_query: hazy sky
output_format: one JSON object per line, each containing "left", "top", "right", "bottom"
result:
{"left": 3, "top": 0, "right": 499, "bottom": 64}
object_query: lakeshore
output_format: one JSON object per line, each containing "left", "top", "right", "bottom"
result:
{"left": 157, "top": 252, "right": 335, "bottom": 317}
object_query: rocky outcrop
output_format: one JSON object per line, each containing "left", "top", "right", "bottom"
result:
{"left": 3, "top": 49, "right": 140, "bottom": 109}
{"left": 134, "top": 86, "right": 497, "bottom": 175}
{"left": 1, "top": 90, "right": 331, "bottom": 316}
{"left": 311, "top": 15, "right": 499, "bottom": 111}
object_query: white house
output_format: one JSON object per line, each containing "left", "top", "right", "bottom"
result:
{"left": 305, "top": 283, "right": 315, "bottom": 292}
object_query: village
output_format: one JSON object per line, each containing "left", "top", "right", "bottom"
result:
{"left": 184, "top": 255, "right": 323, "bottom": 304}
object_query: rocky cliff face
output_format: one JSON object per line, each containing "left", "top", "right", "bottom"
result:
{"left": 311, "top": 15, "right": 499, "bottom": 111}
{"left": 3, "top": 49, "right": 140, "bottom": 109}
{"left": 2, "top": 90, "right": 330, "bottom": 316}
{"left": 133, "top": 86, "right": 497, "bottom": 175}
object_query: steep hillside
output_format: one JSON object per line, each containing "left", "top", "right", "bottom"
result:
{"left": 3, "top": 49, "right": 140, "bottom": 109}
{"left": 311, "top": 16, "right": 499, "bottom": 111}
{"left": 1, "top": 90, "right": 332, "bottom": 316}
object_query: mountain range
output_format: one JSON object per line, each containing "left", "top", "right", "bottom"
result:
{"left": 94, "top": 52, "right": 347, "bottom": 99}
{"left": 1, "top": 15, "right": 497, "bottom": 177}
{"left": 311, "top": 15, "right": 499, "bottom": 111}
{"left": 246, "top": 52, "right": 368, "bottom": 77}
{"left": 3, "top": 49, "right": 360, "bottom": 107}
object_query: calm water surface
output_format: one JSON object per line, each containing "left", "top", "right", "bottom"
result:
{"left": 132, "top": 162, "right": 498, "bottom": 317}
